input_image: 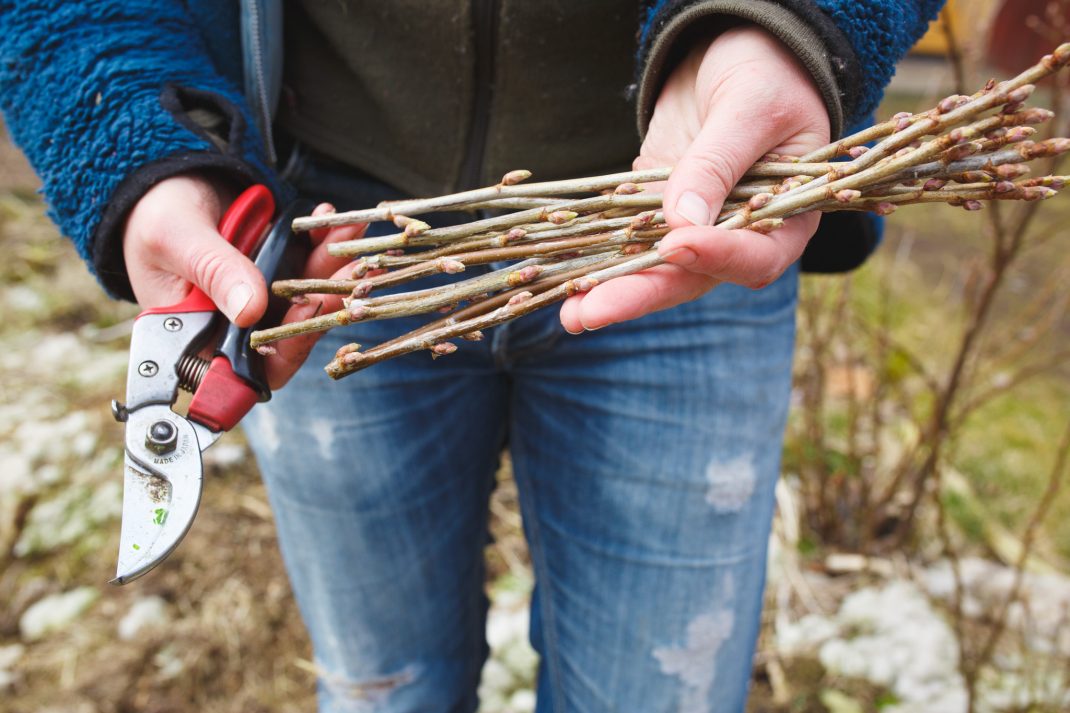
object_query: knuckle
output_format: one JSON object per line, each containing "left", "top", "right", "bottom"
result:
{"left": 188, "top": 247, "right": 233, "bottom": 295}
{"left": 687, "top": 146, "right": 744, "bottom": 198}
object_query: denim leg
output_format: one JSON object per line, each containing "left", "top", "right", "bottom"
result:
{"left": 245, "top": 305, "right": 507, "bottom": 712}
{"left": 506, "top": 266, "right": 799, "bottom": 713}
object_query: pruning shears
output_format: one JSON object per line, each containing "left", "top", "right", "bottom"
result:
{"left": 109, "top": 185, "right": 311, "bottom": 584}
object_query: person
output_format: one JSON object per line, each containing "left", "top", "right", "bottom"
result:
{"left": 0, "top": 2, "right": 944, "bottom": 710}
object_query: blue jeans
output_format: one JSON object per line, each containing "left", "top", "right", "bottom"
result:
{"left": 244, "top": 152, "right": 799, "bottom": 712}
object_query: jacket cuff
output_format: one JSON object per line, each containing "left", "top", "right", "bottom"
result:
{"left": 91, "top": 152, "right": 271, "bottom": 302}
{"left": 637, "top": 0, "right": 863, "bottom": 141}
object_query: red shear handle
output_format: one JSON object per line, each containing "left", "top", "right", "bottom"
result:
{"left": 139, "top": 185, "right": 276, "bottom": 316}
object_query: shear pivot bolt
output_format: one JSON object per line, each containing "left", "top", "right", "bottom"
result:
{"left": 163, "top": 317, "right": 183, "bottom": 332}
{"left": 138, "top": 360, "right": 159, "bottom": 377}
{"left": 146, "top": 420, "right": 178, "bottom": 455}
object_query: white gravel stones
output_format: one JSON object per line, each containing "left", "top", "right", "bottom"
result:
{"left": 19, "top": 587, "right": 100, "bottom": 641}
{"left": 0, "top": 643, "right": 25, "bottom": 690}
{"left": 118, "top": 596, "right": 171, "bottom": 641}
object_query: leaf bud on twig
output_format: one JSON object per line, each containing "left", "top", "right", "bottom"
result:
{"left": 848, "top": 146, "right": 869, "bottom": 159}
{"left": 747, "top": 192, "right": 774, "bottom": 210}
{"left": 500, "top": 169, "right": 532, "bottom": 186}
{"left": 937, "top": 94, "right": 968, "bottom": 113}
{"left": 350, "top": 281, "right": 374, "bottom": 299}
{"left": 992, "top": 164, "right": 1029, "bottom": 180}
{"left": 404, "top": 220, "right": 431, "bottom": 238}
{"left": 290, "top": 294, "right": 311, "bottom": 306}
{"left": 1022, "top": 186, "right": 1056, "bottom": 201}
{"left": 1005, "top": 84, "right": 1036, "bottom": 104}
{"left": 346, "top": 299, "right": 368, "bottom": 321}
{"left": 923, "top": 179, "right": 947, "bottom": 191}
{"left": 962, "top": 200, "right": 984, "bottom": 211}
{"left": 431, "top": 342, "right": 458, "bottom": 358}
{"left": 334, "top": 343, "right": 362, "bottom": 360}
{"left": 874, "top": 202, "right": 898, "bottom": 216}
{"left": 436, "top": 257, "right": 466, "bottom": 274}
{"left": 572, "top": 276, "right": 599, "bottom": 293}
{"left": 749, "top": 218, "right": 785, "bottom": 234}
{"left": 630, "top": 211, "right": 657, "bottom": 229}
{"left": 835, "top": 189, "right": 862, "bottom": 203}
{"left": 547, "top": 210, "right": 578, "bottom": 225}
{"left": 614, "top": 182, "right": 643, "bottom": 195}
{"left": 507, "top": 291, "right": 534, "bottom": 306}
{"left": 505, "top": 228, "right": 527, "bottom": 242}
{"left": 461, "top": 330, "right": 484, "bottom": 341}
{"left": 994, "top": 181, "right": 1017, "bottom": 194}
{"left": 507, "top": 265, "right": 543, "bottom": 286}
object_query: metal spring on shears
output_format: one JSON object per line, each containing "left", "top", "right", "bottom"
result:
{"left": 176, "top": 354, "right": 211, "bottom": 392}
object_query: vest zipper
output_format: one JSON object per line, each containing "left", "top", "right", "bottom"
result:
{"left": 247, "top": 0, "right": 278, "bottom": 164}
{"left": 459, "top": 0, "right": 498, "bottom": 190}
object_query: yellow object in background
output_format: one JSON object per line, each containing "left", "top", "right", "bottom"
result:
{"left": 912, "top": 0, "right": 999, "bottom": 56}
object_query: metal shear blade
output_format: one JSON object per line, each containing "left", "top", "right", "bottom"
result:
{"left": 112, "top": 404, "right": 217, "bottom": 584}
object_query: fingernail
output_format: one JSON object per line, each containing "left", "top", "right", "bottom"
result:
{"left": 676, "top": 191, "right": 710, "bottom": 226}
{"left": 564, "top": 326, "right": 583, "bottom": 335}
{"left": 585, "top": 324, "right": 607, "bottom": 332}
{"left": 662, "top": 246, "right": 698, "bottom": 266}
{"left": 225, "top": 282, "right": 253, "bottom": 321}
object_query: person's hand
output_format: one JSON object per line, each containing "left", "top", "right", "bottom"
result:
{"left": 124, "top": 174, "right": 365, "bottom": 389}
{"left": 560, "top": 24, "right": 831, "bottom": 332}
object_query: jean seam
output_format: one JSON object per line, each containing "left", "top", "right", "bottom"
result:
{"left": 510, "top": 453, "right": 567, "bottom": 712}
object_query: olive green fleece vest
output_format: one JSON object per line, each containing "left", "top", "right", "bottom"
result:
{"left": 280, "top": 0, "right": 640, "bottom": 197}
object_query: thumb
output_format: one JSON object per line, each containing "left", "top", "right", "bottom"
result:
{"left": 169, "top": 222, "right": 268, "bottom": 327}
{"left": 663, "top": 105, "right": 771, "bottom": 231}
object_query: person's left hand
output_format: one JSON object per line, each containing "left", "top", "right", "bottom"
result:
{"left": 560, "top": 24, "right": 831, "bottom": 332}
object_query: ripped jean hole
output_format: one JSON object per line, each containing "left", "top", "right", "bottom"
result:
{"left": 319, "top": 664, "right": 416, "bottom": 706}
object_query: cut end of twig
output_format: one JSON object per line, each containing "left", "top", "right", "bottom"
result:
{"left": 500, "top": 169, "right": 532, "bottom": 186}
{"left": 255, "top": 344, "right": 278, "bottom": 356}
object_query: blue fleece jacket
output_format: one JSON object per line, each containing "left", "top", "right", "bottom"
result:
{"left": 0, "top": 0, "right": 273, "bottom": 299}
{"left": 1, "top": 0, "right": 943, "bottom": 299}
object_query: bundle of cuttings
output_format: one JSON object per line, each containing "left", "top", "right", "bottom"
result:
{"left": 249, "top": 43, "right": 1070, "bottom": 379}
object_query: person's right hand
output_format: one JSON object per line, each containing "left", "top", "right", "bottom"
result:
{"left": 124, "top": 174, "right": 365, "bottom": 389}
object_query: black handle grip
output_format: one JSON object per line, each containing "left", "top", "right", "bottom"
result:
{"left": 218, "top": 199, "right": 315, "bottom": 401}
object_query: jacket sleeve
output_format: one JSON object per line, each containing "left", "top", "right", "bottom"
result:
{"left": 636, "top": 0, "right": 947, "bottom": 139}
{"left": 0, "top": 1, "right": 278, "bottom": 301}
